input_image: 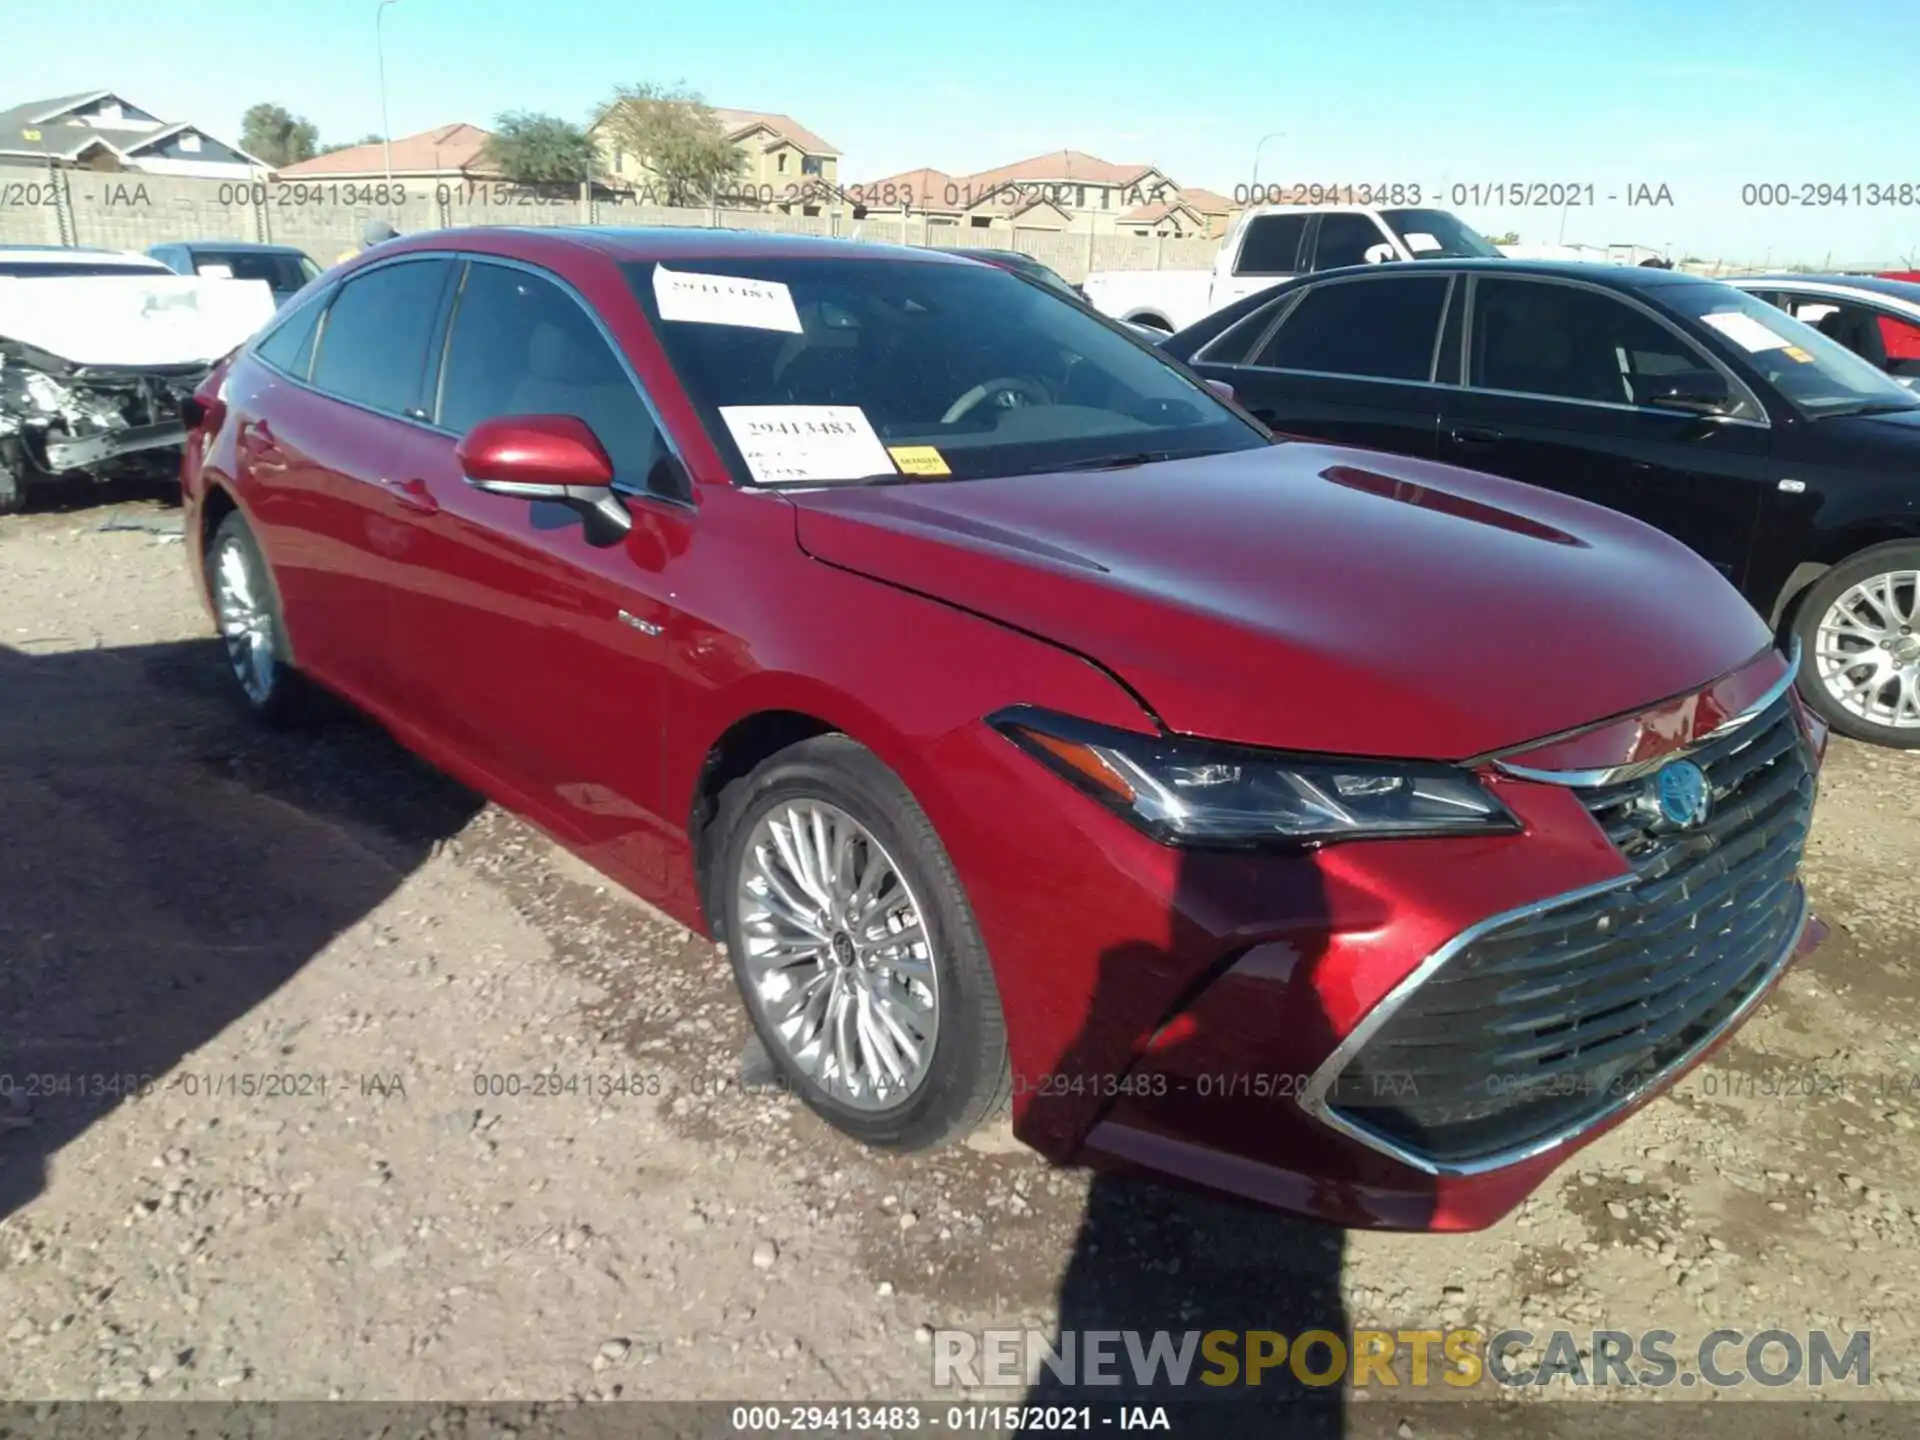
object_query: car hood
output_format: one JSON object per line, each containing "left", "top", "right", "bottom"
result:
{"left": 0, "top": 274, "right": 276, "bottom": 367}
{"left": 787, "top": 444, "right": 1774, "bottom": 760}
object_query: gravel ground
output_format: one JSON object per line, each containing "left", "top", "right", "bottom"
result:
{"left": 2, "top": 495, "right": 1917, "bottom": 1436}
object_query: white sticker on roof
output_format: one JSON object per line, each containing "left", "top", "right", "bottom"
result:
{"left": 1403, "top": 232, "right": 1443, "bottom": 254}
{"left": 718, "top": 405, "right": 898, "bottom": 486}
{"left": 1701, "top": 311, "right": 1792, "bottom": 353}
{"left": 653, "top": 265, "right": 802, "bottom": 333}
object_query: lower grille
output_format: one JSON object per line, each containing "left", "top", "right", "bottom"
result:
{"left": 1313, "top": 693, "right": 1815, "bottom": 1171}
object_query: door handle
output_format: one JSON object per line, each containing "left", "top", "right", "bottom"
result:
{"left": 1448, "top": 426, "right": 1502, "bottom": 446}
{"left": 380, "top": 476, "right": 439, "bottom": 515}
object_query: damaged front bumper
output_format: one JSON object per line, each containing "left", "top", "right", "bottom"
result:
{"left": 0, "top": 340, "right": 208, "bottom": 503}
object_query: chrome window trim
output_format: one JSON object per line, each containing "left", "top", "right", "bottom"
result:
{"left": 1461, "top": 271, "right": 1773, "bottom": 427}
{"left": 1489, "top": 639, "right": 1802, "bottom": 788}
{"left": 246, "top": 247, "right": 693, "bottom": 507}
{"left": 1295, "top": 878, "right": 1809, "bottom": 1178}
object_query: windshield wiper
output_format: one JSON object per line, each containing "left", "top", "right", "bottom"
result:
{"left": 1043, "top": 448, "right": 1227, "bottom": 473}
{"left": 1814, "top": 400, "right": 1920, "bottom": 419}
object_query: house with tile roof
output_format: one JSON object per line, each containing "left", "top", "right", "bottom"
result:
{"left": 0, "top": 91, "right": 268, "bottom": 178}
{"left": 591, "top": 103, "right": 841, "bottom": 213}
{"left": 848, "top": 150, "right": 1225, "bottom": 237}
{"left": 274, "top": 123, "right": 500, "bottom": 182}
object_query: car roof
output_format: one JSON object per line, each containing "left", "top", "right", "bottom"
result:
{"left": 1300, "top": 257, "right": 1710, "bottom": 288}
{"left": 1728, "top": 272, "right": 1920, "bottom": 303}
{"left": 380, "top": 225, "right": 978, "bottom": 268}
{"left": 159, "top": 240, "right": 312, "bottom": 255}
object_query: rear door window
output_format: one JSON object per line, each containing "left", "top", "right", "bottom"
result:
{"left": 309, "top": 258, "right": 455, "bottom": 420}
{"left": 1310, "top": 213, "right": 1395, "bottom": 270}
{"left": 1247, "top": 275, "right": 1451, "bottom": 381}
{"left": 1234, "top": 214, "right": 1309, "bottom": 276}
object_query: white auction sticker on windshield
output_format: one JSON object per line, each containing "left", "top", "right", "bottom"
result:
{"left": 653, "top": 265, "right": 802, "bottom": 333}
{"left": 1701, "top": 311, "right": 1792, "bottom": 353}
{"left": 1403, "top": 232, "right": 1443, "bottom": 254}
{"left": 718, "top": 406, "right": 898, "bottom": 486}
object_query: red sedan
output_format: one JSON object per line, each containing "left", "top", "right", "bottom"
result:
{"left": 179, "top": 227, "right": 1827, "bottom": 1231}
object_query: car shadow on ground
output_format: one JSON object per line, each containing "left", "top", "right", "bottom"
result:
{"left": 1017, "top": 849, "right": 1444, "bottom": 1437}
{"left": 0, "top": 638, "right": 482, "bottom": 1225}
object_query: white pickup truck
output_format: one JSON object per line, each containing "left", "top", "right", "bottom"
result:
{"left": 1083, "top": 205, "right": 1506, "bottom": 335}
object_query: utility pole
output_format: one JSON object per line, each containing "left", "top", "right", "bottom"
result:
{"left": 376, "top": 0, "right": 400, "bottom": 184}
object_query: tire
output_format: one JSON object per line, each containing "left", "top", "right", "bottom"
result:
{"left": 712, "top": 734, "right": 1010, "bottom": 1150}
{"left": 1790, "top": 541, "right": 1920, "bottom": 748}
{"left": 206, "top": 509, "right": 317, "bottom": 727}
{"left": 0, "top": 454, "right": 24, "bottom": 516}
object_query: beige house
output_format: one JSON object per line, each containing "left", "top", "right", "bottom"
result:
{"left": 850, "top": 151, "right": 1227, "bottom": 237}
{"left": 593, "top": 105, "right": 840, "bottom": 213}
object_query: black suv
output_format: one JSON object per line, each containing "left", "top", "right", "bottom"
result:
{"left": 1163, "top": 260, "right": 1920, "bottom": 748}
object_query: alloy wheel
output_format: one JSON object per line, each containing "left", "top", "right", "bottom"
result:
{"left": 212, "top": 534, "right": 277, "bottom": 707}
{"left": 733, "top": 800, "right": 940, "bottom": 1111}
{"left": 1814, "top": 568, "right": 1920, "bottom": 730}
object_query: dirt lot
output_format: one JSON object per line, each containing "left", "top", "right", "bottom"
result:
{"left": 2, "top": 493, "right": 1918, "bottom": 1437}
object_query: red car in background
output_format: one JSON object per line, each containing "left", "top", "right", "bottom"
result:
{"left": 179, "top": 228, "right": 1826, "bottom": 1230}
{"left": 1879, "top": 271, "right": 1920, "bottom": 363}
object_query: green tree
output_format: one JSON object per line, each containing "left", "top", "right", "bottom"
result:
{"left": 595, "top": 82, "right": 743, "bottom": 206}
{"left": 1487, "top": 231, "right": 1520, "bottom": 246}
{"left": 318, "top": 133, "right": 386, "bottom": 155}
{"left": 239, "top": 103, "right": 320, "bottom": 167}
{"left": 479, "top": 111, "right": 599, "bottom": 185}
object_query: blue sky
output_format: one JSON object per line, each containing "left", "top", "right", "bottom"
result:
{"left": 5, "top": 0, "right": 1917, "bottom": 264}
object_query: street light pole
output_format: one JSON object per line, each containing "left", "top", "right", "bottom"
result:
{"left": 1250, "top": 132, "right": 1286, "bottom": 196}
{"left": 376, "top": 0, "right": 400, "bottom": 184}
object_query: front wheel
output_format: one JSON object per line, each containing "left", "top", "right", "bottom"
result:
{"left": 712, "top": 735, "right": 1010, "bottom": 1150}
{"left": 1791, "top": 541, "right": 1920, "bottom": 748}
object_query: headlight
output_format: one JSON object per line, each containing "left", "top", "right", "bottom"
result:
{"left": 991, "top": 707, "right": 1519, "bottom": 848}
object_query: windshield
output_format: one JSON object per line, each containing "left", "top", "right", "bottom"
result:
{"left": 1378, "top": 209, "right": 1503, "bottom": 259}
{"left": 626, "top": 255, "right": 1264, "bottom": 487}
{"left": 188, "top": 250, "right": 319, "bottom": 292}
{"left": 1665, "top": 283, "right": 1920, "bottom": 415}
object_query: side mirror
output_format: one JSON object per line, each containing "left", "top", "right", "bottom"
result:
{"left": 456, "top": 414, "right": 632, "bottom": 545}
{"left": 1642, "top": 371, "right": 1734, "bottom": 415}
{"left": 1204, "top": 377, "right": 1237, "bottom": 404}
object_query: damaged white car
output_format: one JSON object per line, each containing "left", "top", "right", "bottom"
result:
{"left": 0, "top": 246, "right": 277, "bottom": 514}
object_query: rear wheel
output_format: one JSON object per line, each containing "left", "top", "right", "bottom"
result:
{"left": 1791, "top": 541, "right": 1920, "bottom": 748}
{"left": 207, "top": 510, "right": 316, "bottom": 726}
{"left": 712, "top": 734, "right": 1010, "bottom": 1150}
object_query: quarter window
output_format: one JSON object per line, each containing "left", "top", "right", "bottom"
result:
{"left": 1469, "top": 278, "right": 1714, "bottom": 406}
{"left": 437, "top": 262, "right": 668, "bottom": 492}
{"left": 254, "top": 292, "right": 327, "bottom": 380}
{"left": 309, "top": 258, "right": 454, "bottom": 418}
{"left": 1248, "top": 276, "right": 1451, "bottom": 382}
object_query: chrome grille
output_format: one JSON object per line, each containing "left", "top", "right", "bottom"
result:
{"left": 1316, "top": 695, "right": 1815, "bottom": 1171}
